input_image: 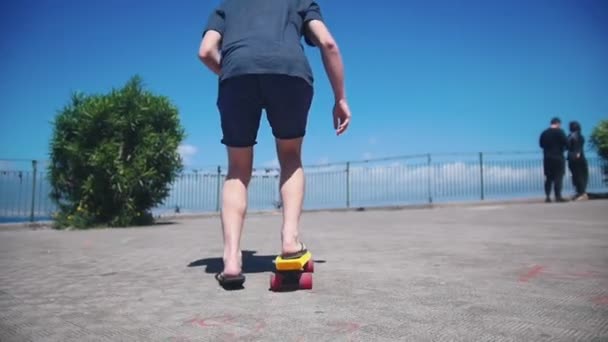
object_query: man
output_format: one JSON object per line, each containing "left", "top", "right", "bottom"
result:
{"left": 539, "top": 117, "right": 568, "bottom": 202}
{"left": 567, "top": 121, "right": 589, "bottom": 201}
{"left": 198, "top": 0, "right": 351, "bottom": 288}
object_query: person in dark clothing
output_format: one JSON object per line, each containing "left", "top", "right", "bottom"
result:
{"left": 567, "top": 121, "right": 589, "bottom": 200}
{"left": 539, "top": 117, "right": 568, "bottom": 202}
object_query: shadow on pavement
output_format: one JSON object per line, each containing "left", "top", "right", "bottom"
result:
{"left": 188, "top": 250, "right": 326, "bottom": 274}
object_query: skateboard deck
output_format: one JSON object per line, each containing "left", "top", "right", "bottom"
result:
{"left": 269, "top": 251, "right": 314, "bottom": 291}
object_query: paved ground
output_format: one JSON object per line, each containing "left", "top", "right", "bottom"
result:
{"left": 1, "top": 200, "right": 607, "bottom": 342}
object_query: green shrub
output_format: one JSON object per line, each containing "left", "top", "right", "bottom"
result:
{"left": 590, "top": 120, "right": 608, "bottom": 183}
{"left": 48, "top": 76, "right": 185, "bottom": 229}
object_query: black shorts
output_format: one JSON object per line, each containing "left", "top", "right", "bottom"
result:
{"left": 217, "top": 74, "right": 314, "bottom": 147}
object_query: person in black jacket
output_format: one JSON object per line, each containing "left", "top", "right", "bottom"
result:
{"left": 567, "top": 121, "right": 589, "bottom": 200}
{"left": 539, "top": 117, "right": 568, "bottom": 202}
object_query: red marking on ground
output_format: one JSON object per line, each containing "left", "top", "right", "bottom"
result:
{"left": 518, "top": 265, "right": 545, "bottom": 283}
{"left": 185, "top": 315, "right": 235, "bottom": 328}
{"left": 220, "top": 332, "right": 237, "bottom": 342}
{"left": 253, "top": 320, "right": 267, "bottom": 334}
{"left": 237, "top": 319, "right": 268, "bottom": 340}
{"left": 593, "top": 296, "right": 608, "bottom": 305}
{"left": 329, "top": 321, "right": 361, "bottom": 334}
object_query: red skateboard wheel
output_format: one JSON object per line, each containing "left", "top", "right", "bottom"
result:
{"left": 270, "top": 273, "right": 283, "bottom": 291}
{"left": 299, "top": 273, "right": 312, "bottom": 290}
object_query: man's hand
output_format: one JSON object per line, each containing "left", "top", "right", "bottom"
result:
{"left": 333, "top": 98, "right": 351, "bottom": 135}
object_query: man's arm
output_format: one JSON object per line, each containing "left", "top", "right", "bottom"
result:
{"left": 571, "top": 132, "right": 582, "bottom": 158}
{"left": 198, "top": 30, "right": 222, "bottom": 76}
{"left": 306, "top": 20, "right": 345, "bottom": 101}
{"left": 305, "top": 19, "right": 351, "bottom": 135}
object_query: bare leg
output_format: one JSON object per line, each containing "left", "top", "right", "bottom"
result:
{"left": 276, "top": 137, "right": 306, "bottom": 255}
{"left": 221, "top": 146, "right": 253, "bottom": 276}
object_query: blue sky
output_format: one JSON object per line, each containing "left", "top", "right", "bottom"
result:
{"left": 1, "top": 0, "right": 607, "bottom": 169}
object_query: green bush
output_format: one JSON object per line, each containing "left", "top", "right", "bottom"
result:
{"left": 590, "top": 120, "right": 608, "bottom": 183}
{"left": 48, "top": 76, "right": 185, "bottom": 229}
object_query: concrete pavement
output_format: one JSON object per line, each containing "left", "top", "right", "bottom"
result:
{"left": 1, "top": 200, "right": 607, "bottom": 341}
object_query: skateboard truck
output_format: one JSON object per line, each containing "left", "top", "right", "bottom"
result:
{"left": 269, "top": 251, "right": 314, "bottom": 291}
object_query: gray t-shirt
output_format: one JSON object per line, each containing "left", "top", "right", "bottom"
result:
{"left": 203, "top": 0, "right": 323, "bottom": 85}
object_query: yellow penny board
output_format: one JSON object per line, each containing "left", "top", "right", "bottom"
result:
{"left": 274, "top": 251, "right": 312, "bottom": 272}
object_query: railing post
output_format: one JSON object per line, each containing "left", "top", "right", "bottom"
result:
{"left": 427, "top": 154, "right": 432, "bottom": 204}
{"left": 216, "top": 165, "right": 221, "bottom": 212}
{"left": 479, "top": 152, "right": 485, "bottom": 200}
{"left": 30, "top": 160, "right": 38, "bottom": 222}
{"left": 275, "top": 171, "right": 281, "bottom": 210}
{"left": 346, "top": 162, "right": 351, "bottom": 208}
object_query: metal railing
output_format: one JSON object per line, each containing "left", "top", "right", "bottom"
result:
{"left": 1, "top": 152, "right": 606, "bottom": 223}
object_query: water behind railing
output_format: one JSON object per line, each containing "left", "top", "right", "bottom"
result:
{"left": 1, "top": 152, "right": 606, "bottom": 223}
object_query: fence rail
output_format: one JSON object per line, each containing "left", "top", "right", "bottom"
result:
{"left": 1, "top": 152, "right": 606, "bottom": 223}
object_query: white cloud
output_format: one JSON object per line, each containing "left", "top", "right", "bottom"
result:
{"left": 316, "top": 156, "right": 330, "bottom": 165}
{"left": 249, "top": 158, "right": 280, "bottom": 176}
{"left": 368, "top": 137, "right": 377, "bottom": 145}
{"left": 0, "top": 161, "right": 14, "bottom": 171}
{"left": 362, "top": 152, "right": 373, "bottom": 160}
{"left": 262, "top": 158, "right": 279, "bottom": 168}
{"left": 178, "top": 144, "right": 198, "bottom": 166}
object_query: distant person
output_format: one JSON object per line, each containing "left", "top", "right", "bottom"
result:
{"left": 539, "top": 117, "right": 568, "bottom": 202}
{"left": 567, "top": 121, "right": 589, "bottom": 201}
{"left": 198, "top": 0, "right": 351, "bottom": 287}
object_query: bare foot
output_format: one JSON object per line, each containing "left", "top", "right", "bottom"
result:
{"left": 222, "top": 251, "right": 242, "bottom": 276}
{"left": 281, "top": 241, "right": 306, "bottom": 256}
